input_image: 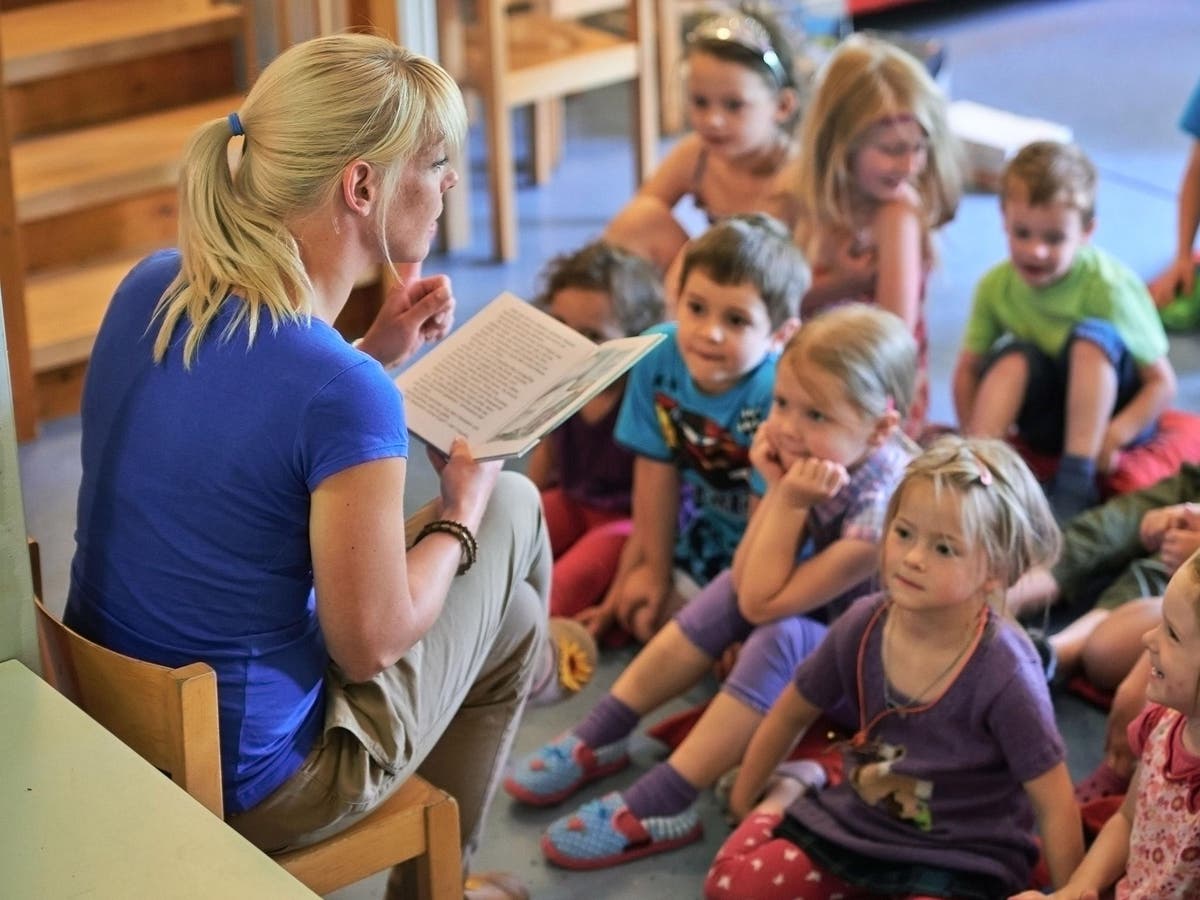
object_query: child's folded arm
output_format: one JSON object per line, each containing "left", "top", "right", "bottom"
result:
{"left": 738, "top": 537, "right": 877, "bottom": 625}
{"left": 732, "top": 487, "right": 810, "bottom": 610}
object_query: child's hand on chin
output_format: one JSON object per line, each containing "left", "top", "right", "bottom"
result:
{"left": 750, "top": 428, "right": 786, "bottom": 487}
{"left": 780, "top": 457, "right": 850, "bottom": 508}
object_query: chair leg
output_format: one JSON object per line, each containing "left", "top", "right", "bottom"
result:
{"left": 656, "top": 0, "right": 685, "bottom": 135}
{"left": 485, "top": 92, "right": 518, "bottom": 261}
{"left": 632, "top": 0, "right": 659, "bottom": 181}
{"left": 531, "top": 99, "right": 564, "bottom": 186}
{"left": 415, "top": 794, "right": 462, "bottom": 900}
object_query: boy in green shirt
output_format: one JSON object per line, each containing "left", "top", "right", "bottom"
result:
{"left": 953, "top": 141, "right": 1177, "bottom": 522}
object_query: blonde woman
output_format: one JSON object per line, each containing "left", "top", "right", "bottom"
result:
{"left": 64, "top": 33, "right": 546, "bottom": 900}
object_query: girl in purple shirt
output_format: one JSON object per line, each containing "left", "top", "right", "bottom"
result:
{"left": 716, "top": 437, "right": 1084, "bottom": 899}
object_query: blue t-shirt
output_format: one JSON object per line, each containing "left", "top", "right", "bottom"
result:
{"left": 1181, "top": 76, "right": 1200, "bottom": 139}
{"left": 64, "top": 250, "right": 408, "bottom": 814}
{"left": 615, "top": 322, "right": 776, "bottom": 584}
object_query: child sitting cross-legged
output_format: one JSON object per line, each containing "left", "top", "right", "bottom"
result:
{"left": 576, "top": 212, "right": 809, "bottom": 645}
{"left": 522, "top": 240, "right": 664, "bottom": 704}
{"left": 507, "top": 304, "right": 918, "bottom": 869}
{"left": 711, "top": 437, "right": 1084, "bottom": 900}
{"left": 953, "top": 140, "right": 1176, "bottom": 524}
{"left": 1010, "top": 547, "right": 1200, "bottom": 900}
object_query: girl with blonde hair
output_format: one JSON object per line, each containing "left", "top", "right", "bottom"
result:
{"left": 794, "top": 34, "right": 963, "bottom": 437}
{"left": 65, "top": 33, "right": 547, "bottom": 900}
{"left": 711, "top": 437, "right": 1082, "bottom": 899}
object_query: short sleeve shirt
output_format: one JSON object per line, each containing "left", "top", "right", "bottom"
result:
{"left": 615, "top": 322, "right": 776, "bottom": 584}
{"left": 1118, "top": 703, "right": 1200, "bottom": 899}
{"left": 786, "top": 594, "right": 1065, "bottom": 893}
{"left": 963, "top": 245, "right": 1169, "bottom": 366}
{"left": 65, "top": 250, "right": 408, "bottom": 814}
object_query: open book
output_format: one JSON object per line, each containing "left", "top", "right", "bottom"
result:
{"left": 394, "top": 291, "right": 665, "bottom": 460}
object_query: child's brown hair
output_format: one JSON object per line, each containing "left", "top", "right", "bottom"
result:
{"left": 534, "top": 240, "right": 665, "bottom": 338}
{"left": 1001, "top": 140, "right": 1097, "bottom": 227}
{"left": 678, "top": 212, "right": 810, "bottom": 329}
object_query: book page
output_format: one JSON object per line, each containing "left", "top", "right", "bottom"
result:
{"left": 395, "top": 292, "right": 594, "bottom": 455}
{"left": 478, "top": 336, "right": 661, "bottom": 458}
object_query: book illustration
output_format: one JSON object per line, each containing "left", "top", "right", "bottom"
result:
{"left": 490, "top": 346, "right": 631, "bottom": 443}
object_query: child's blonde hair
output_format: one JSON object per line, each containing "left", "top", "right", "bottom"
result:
{"left": 886, "top": 436, "right": 1061, "bottom": 591}
{"left": 781, "top": 303, "right": 916, "bottom": 424}
{"left": 795, "top": 34, "right": 962, "bottom": 237}
{"left": 1001, "top": 140, "right": 1097, "bottom": 228}
{"left": 153, "top": 33, "right": 466, "bottom": 366}
{"left": 533, "top": 240, "right": 664, "bottom": 338}
{"left": 678, "top": 212, "right": 810, "bottom": 328}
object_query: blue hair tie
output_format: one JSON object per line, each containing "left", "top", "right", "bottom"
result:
{"left": 227, "top": 112, "right": 244, "bottom": 137}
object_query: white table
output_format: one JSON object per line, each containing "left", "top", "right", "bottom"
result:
{"left": 0, "top": 659, "right": 316, "bottom": 899}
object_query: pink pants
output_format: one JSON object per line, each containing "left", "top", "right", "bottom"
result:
{"left": 542, "top": 487, "right": 632, "bottom": 618}
{"left": 705, "top": 812, "right": 941, "bottom": 900}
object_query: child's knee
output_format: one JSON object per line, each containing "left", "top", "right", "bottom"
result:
{"left": 981, "top": 345, "right": 1033, "bottom": 385}
{"left": 1066, "top": 318, "right": 1125, "bottom": 373}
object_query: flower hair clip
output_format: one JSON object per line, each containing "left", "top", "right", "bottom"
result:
{"left": 976, "top": 460, "right": 993, "bottom": 487}
{"left": 688, "top": 12, "right": 791, "bottom": 88}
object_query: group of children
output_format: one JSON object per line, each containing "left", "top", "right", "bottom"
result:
{"left": 496, "top": 6, "right": 1197, "bottom": 897}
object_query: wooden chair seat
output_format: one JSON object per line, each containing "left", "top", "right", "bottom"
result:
{"left": 438, "top": 0, "right": 658, "bottom": 261}
{"left": 32, "top": 570, "right": 462, "bottom": 898}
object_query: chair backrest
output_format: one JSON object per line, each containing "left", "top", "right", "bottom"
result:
{"left": 32, "top": 595, "right": 225, "bottom": 818}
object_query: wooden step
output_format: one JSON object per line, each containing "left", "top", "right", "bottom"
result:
{"left": 26, "top": 252, "right": 141, "bottom": 372}
{"left": 2, "top": 0, "right": 245, "bottom": 85}
{"left": 27, "top": 253, "right": 386, "bottom": 373}
{"left": 12, "top": 94, "right": 241, "bottom": 222}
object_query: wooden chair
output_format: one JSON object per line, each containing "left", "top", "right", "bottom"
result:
{"left": 437, "top": 0, "right": 659, "bottom": 261}
{"left": 31, "top": 588, "right": 462, "bottom": 898}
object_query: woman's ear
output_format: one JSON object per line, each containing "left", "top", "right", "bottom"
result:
{"left": 341, "top": 160, "right": 376, "bottom": 217}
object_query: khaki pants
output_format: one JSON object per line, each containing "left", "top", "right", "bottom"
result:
{"left": 229, "top": 472, "right": 551, "bottom": 874}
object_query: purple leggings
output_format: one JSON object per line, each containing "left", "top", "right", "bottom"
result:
{"left": 674, "top": 568, "right": 827, "bottom": 713}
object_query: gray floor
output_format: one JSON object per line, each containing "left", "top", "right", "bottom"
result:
{"left": 17, "top": 0, "right": 1200, "bottom": 896}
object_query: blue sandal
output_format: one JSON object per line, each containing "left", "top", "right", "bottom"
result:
{"left": 503, "top": 733, "right": 629, "bottom": 806}
{"left": 541, "top": 792, "right": 702, "bottom": 870}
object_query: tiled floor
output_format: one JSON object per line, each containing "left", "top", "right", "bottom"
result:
{"left": 18, "top": 0, "right": 1200, "bottom": 896}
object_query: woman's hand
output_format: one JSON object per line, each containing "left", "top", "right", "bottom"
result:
{"left": 358, "top": 274, "right": 456, "bottom": 368}
{"left": 427, "top": 436, "right": 502, "bottom": 531}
